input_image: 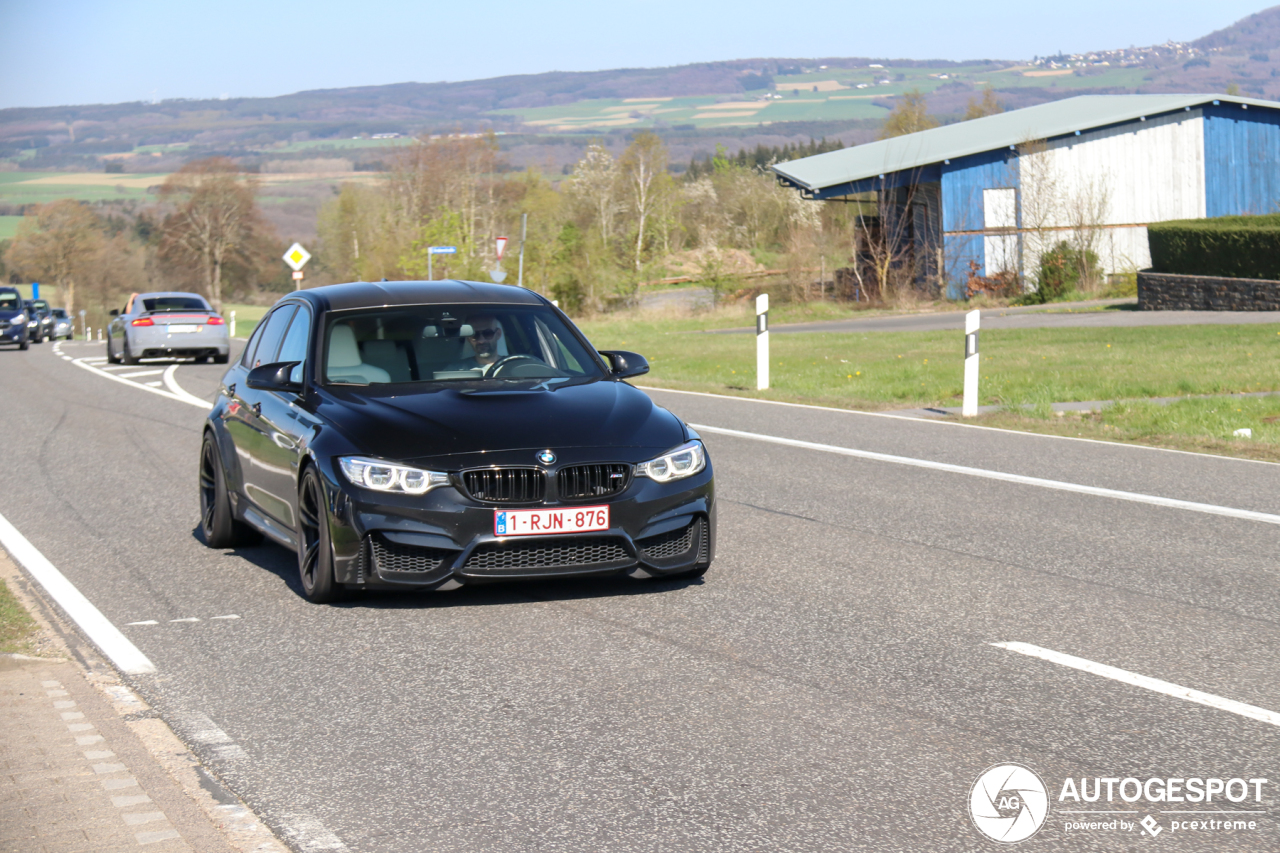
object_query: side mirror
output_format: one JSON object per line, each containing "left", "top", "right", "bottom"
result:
{"left": 109, "top": 309, "right": 119, "bottom": 316}
{"left": 246, "top": 361, "right": 303, "bottom": 394}
{"left": 599, "top": 350, "right": 649, "bottom": 380}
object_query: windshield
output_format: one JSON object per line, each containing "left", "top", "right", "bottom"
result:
{"left": 0, "top": 293, "right": 19, "bottom": 311}
{"left": 52, "top": 309, "right": 67, "bottom": 319}
{"left": 322, "top": 304, "right": 607, "bottom": 386}
{"left": 142, "top": 296, "right": 209, "bottom": 313}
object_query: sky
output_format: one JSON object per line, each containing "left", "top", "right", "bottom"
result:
{"left": 0, "top": 1, "right": 1272, "bottom": 109}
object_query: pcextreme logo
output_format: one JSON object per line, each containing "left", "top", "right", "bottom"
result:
{"left": 968, "top": 763, "right": 1271, "bottom": 844}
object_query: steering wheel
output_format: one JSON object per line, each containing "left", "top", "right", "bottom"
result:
{"left": 482, "top": 354, "right": 546, "bottom": 378}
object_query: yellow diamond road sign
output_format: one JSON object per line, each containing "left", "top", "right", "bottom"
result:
{"left": 283, "top": 243, "right": 311, "bottom": 271}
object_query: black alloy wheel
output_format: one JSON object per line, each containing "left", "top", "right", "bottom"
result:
{"left": 199, "top": 434, "right": 260, "bottom": 548}
{"left": 297, "top": 468, "right": 344, "bottom": 603}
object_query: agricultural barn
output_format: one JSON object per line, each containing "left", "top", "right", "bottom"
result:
{"left": 771, "top": 94, "right": 1280, "bottom": 295}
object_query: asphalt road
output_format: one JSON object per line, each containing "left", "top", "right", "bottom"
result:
{"left": 2, "top": 338, "right": 1278, "bottom": 852}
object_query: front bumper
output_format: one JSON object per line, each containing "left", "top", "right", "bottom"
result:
{"left": 0, "top": 322, "right": 27, "bottom": 344}
{"left": 317, "top": 458, "right": 715, "bottom": 589}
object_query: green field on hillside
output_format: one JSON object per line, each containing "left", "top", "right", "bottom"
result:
{"left": 0, "top": 173, "right": 169, "bottom": 205}
{"left": 490, "top": 63, "right": 1154, "bottom": 130}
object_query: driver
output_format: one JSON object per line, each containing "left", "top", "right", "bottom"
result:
{"left": 446, "top": 314, "right": 504, "bottom": 370}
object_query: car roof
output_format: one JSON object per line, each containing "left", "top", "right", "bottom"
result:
{"left": 291, "top": 280, "right": 548, "bottom": 313}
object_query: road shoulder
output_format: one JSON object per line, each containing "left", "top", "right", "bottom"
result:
{"left": 0, "top": 551, "right": 287, "bottom": 853}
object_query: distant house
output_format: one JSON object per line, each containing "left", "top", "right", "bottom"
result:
{"left": 771, "top": 94, "right": 1280, "bottom": 295}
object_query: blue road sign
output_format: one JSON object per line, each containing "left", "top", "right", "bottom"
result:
{"left": 31, "top": 282, "right": 39, "bottom": 299}
{"left": 428, "top": 246, "right": 457, "bottom": 254}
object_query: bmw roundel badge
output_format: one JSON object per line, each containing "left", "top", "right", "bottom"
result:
{"left": 537, "top": 450, "right": 556, "bottom": 465}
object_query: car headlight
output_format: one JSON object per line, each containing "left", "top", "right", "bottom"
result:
{"left": 339, "top": 456, "right": 450, "bottom": 495}
{"left": 13, "top": 314, "right": 24, "bottom": 324}
{"left": 636, "top": 440, "right": 706, "bottom": 483}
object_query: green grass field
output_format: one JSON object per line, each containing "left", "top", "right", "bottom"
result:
{"left": 0, "top": 577, "right": 40, "bottom": 656}
{"left": 489, "top": 62, "right": 1154, "bottom": 130}
{"left": 576, "top": 307, "right": 1280, "bottom": 459}
{"left": 0, "top": 215, "right": 23, "bottom": 240}
{"left": 0, "top": 173, "right": 169, "bottom": 206}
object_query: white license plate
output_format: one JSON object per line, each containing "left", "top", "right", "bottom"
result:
{"left": 167, "top": 324, "right": 200, "bottom": 333}
{"left": 494, "top": 505, "right": 609, "bottom": 537}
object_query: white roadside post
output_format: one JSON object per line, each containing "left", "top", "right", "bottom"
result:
{"left": 230, "top": 310, "right": 237, "bottom": 338}
{"left": 962, "top": 309, "right": 980, "bottom": 417}
{"left": 756, "top": 293, "right": 769, "bottom": 391}
{"left": 283, "top": 243, "right": 311, "bottom": 290}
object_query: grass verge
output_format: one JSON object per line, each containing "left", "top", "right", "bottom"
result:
{"left": 577, "top": 308, "right": 1280, "bottom": 460}
{"left": 0, "top": 577, "right": 41, "bottom": 656}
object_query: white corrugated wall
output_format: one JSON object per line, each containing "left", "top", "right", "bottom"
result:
{"left": 1018, "top": 112, "right": 1205, "bottom": 274}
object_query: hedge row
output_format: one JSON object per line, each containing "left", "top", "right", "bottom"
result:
{"left": 1147, "top": 214, "right": 1280, "bottom": 281}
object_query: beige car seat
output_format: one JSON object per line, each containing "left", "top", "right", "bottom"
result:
{"left": 326, "top": 324, "right": 391, "bottom": 384}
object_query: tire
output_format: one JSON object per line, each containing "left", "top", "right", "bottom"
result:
{"left": 199, "top": 434, "right": 261, "bottom": 548}
{"left": 122, "top": 338, "right": 139, "bottom": 365}
{"left": 18, "top": 337, "right": 28, "bottom": 351}
{"left": 213, "top": 353, "right": 229, "bottom": 365}
{"left": 297, "top": 468, "right": 344, "bottom": 603}
{"left": 194, "top": 355, "right": 209, "bottom": 364}
{"left": 106, "top": 337, "right": 121, "bottom": 365}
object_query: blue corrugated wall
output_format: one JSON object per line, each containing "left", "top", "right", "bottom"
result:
{"left": 940, "top": 149, "right": 1019, "bottom": 297}
{"left": 1203, "top": 103, "right": 1280, "bottom": 217}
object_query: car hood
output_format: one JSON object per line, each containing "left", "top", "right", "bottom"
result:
{"left": 314, "top": 379, "right": 685, "bottom": 463}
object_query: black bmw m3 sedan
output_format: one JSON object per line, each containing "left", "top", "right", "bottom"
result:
{"left": 199, "top": 281, "right": 715, "bottom": 602}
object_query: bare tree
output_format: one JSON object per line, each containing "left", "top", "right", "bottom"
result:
{"left": 4, "top": 199, "right": 103, "bottom": 315}
{"left": 879, "top": 90, "right": 938, "bottom": 139}
{"left": 964, "top": 87, "right": 1004, "bottom": 120}
{"left": 158, "top": 158, "right": 273, "bottom": 312}
{"left": 566, "top": 142, "right": 621, "bottom": 251}
{"left": 619, "top": 131, "right": 669, "bottom": 271}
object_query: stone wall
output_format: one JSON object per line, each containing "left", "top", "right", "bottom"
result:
{"left": 1137, "top": 270, "right": 1280, "bottom": 311}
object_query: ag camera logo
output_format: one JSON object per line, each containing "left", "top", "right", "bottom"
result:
{"left": 970, "top": 763, "right": 1050, "bottom": 843}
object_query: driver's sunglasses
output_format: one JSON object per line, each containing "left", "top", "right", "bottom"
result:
{"left": 469, "top": 328, "right": 498, "bottom": 340}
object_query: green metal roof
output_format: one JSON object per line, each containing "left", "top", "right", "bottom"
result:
{"left": 771, "top": 93, "right": 1280, "bottom": 196}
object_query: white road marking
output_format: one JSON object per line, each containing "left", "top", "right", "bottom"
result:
{"left": 126, "top": 620, "right": 159, "bottom": 626}
{"left": 119, "top": 369, "right": 164, "bottom": 378}
{"left": 146, "top": 381, "right": 162, "bottom": 387}
{"left": 992, "top": 641, "right": 1280, "bottom": 728}
{"left": 169, "top": 617, "right": 200, "bottom": 623}
{"left": 211, "top": 614, "right": 240, "bottom": 620}
{"left": 0, "top": 511, "right": 156, "bottom": 675}
{"left": 649, "top": 386, "right": 1280, "bottom": 468}
{"left": 278, "top": 814, "right": 350, "bottom": 852}
{"left": 690, "top": 423, "right": 1280, "bottom": 526}
{"left": 70, "top": 356, "right": 210, "bottom": 410}
{"left": 162, "top": 364, "right": 214, "bottom": 407}
{"left": 100, "top": 364, "right": 140, "bottom": 371}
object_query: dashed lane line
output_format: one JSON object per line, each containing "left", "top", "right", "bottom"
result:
{"left": 0, "top": 510, "right": 156, "bottom": 675}
{"left": 992, "top": 641, "right": 1280, "bottom": 728}
{"left": 70, "top": 353, "right": 211, "bottom": 411}
{"left": 162, "top": 363, "right": 215, "bottom": 407}
{"left": 690, "top": 423, "right": 1280, "bottom": 527}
